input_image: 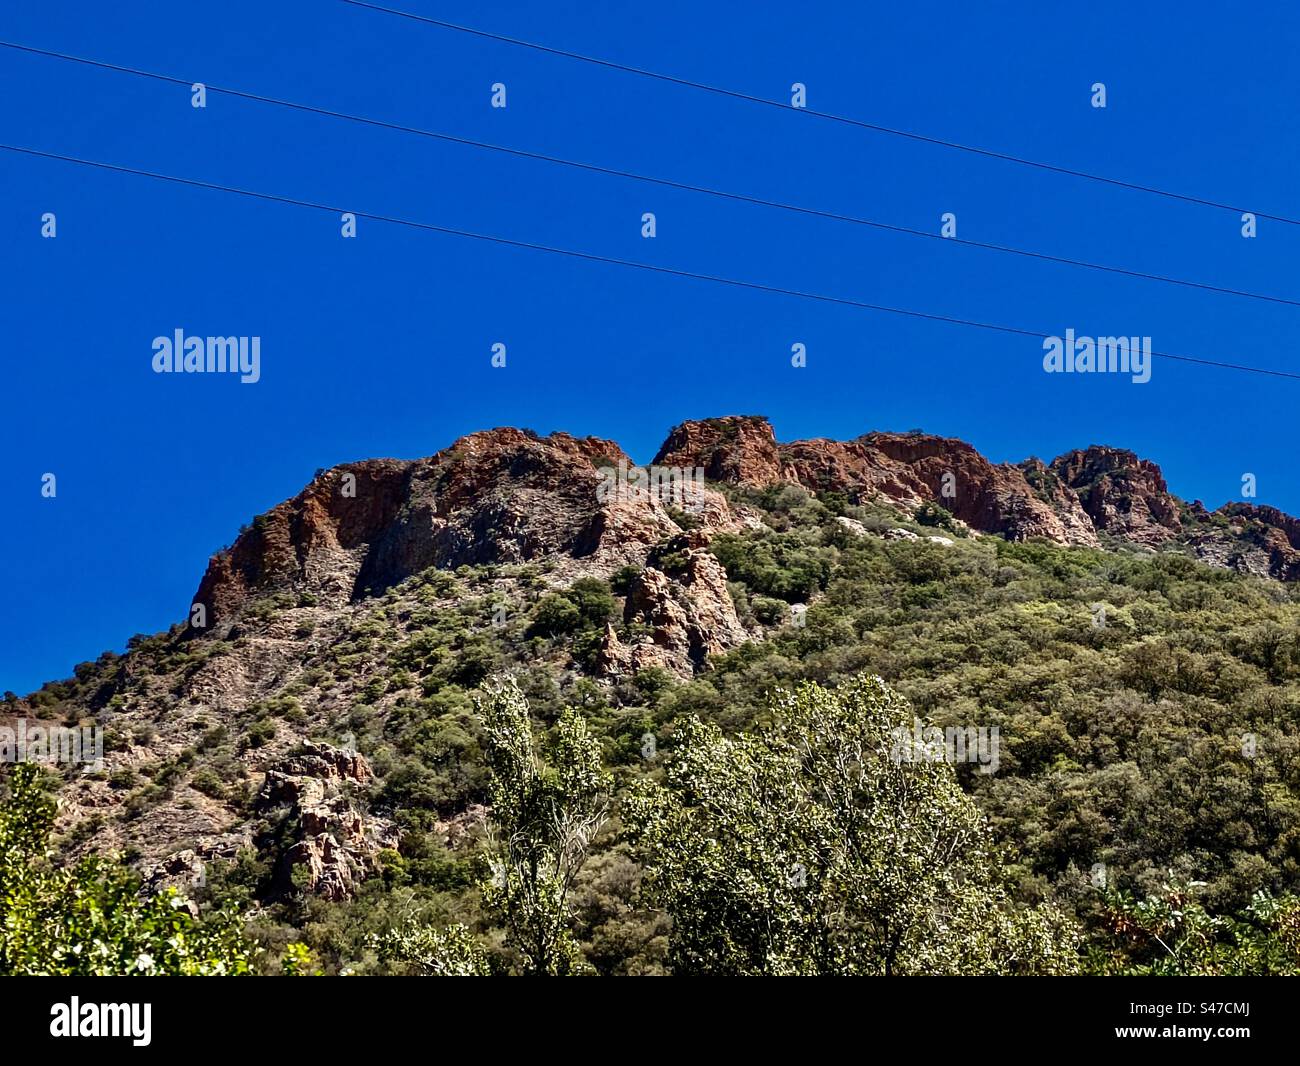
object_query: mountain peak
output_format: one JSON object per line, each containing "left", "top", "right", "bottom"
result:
{"left": 1049, "top": 445, "right": 1180, "bottom": 546}
{"left": 652, "top": 416, "right": 783, "bottom": 484}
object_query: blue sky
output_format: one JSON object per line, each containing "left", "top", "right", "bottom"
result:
{"left": 3, "top": 0, "right": 1299, "bottom": 694}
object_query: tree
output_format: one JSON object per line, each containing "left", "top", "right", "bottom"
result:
{"left": 375, "top": 921, "right": 491, "bottom": 976}
{"left": 0, "top": 763, "right": 255, "bottom": 975}
{"left": 479, "top": 676, "right": 611, "bottom": 974}
{"left": 625, "top": 674, "right": 1079, "bottom": 975}
{"left": 527, "top": 593, "right": 582, "bottom": 638}
{"left": 379, "top": 676, "right": 611, "bottom": 975}
{"left": 564, "top": 577, "right": 617, "bottom": 628}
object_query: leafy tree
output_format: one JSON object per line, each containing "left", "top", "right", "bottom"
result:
{"left": 1090, "top": 885, "right": 1300, "bottom": 975}
{"left": 479, "top": 676, "right": 611, "bottom": 974}
{"left": 564, "top": 577, "right": 617, "bottom": 628}
{"left": 626, "top": 674, "right": 1080, "bottom": 975}
{"left": 375, "top": 921, "right": 491, "bottom": 976}
{"left": 380, "top": 676, "right": 611, "bottom": 975}
{"left": 0, "top": 764, "right": 255, "bottom": 975}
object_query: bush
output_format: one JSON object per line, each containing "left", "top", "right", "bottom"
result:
{"left": 610, "top": 565, "right": 641, "bottom": 596}
{"left": 528, "top": 594, "right": 582, "bottom": 638}
{"left": 710, "top": 532, "right": 834, "bottom": 602}
{"left": 191, "top": 768, "right": 226, "bottom": 799}
{"left": 751, "top": 596, "right": 788, "bottom": 625}
{"left": 565, "top": 578, "right": 616, "bottom": 627}
{"left": 914, "top": 501, "right": 961, "bottom": 534}
{"left": 242, "top": 718, "right": 277, "bottom": 750}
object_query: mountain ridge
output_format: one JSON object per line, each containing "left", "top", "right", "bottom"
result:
{"left": 186, "top": 415, "right": 1300, "bottom": 634}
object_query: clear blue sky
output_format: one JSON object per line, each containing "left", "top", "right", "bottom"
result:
{"left": 4, "top": 0, "right": 1299, "bottom": 694}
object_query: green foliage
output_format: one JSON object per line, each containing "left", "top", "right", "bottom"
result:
{"left": 380, "top": 676, "right": 611, "bottom": 976}
{"left": 565, "top": 577, "right": 617, "bottom": 628}
{"left": 610, "top": 565, "right": 641, "bottom": 596}
{"left": 528, "top": 593, "right": 582, "bottom": 638}
{"left": 710, "top": 530, "right": 834, "bottom": 602}
{"left": 0, "top": 764, "right": 254, "bottom": 975}
{"left": 701, "top": 525, "right": 1300, "bottom": 921}
{"left": 278, "top": 941, "right": 320, "bottom": 976}
{"left": 914, "top": 500, "right": 962, "bottom": 534}
{"left": 751, "top": 595, "right": 788, "bottom": 626}
{"left": 1090, "top": 885, "right": 1300, "bottom": 975}
{"left": 241, "top": 717, "right": 277, "bottom": 750}
{"left": 626, "top": 675, "right": 1079, "bottom": 975}
{"left": 528, "top": 578, "right": 616, "bottom": 639}
{"left": 478, "top": 677, "right": 611, "bottom": 974}
{"left": 190, "top": 767, "right": 226, "bottom": 799}
{"left": 375, "top": 921, "right": 491, "bottom": 976}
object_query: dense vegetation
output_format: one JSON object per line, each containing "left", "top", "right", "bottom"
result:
{"left": 9, "top": 481, "right": 1300, "bottom": 974}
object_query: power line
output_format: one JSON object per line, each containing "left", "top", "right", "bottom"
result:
{"left": 337, "top": 0, "right": 1300, "bottom": 229}
{"left": 3, "top": 140, "right": 1297, "bottom": 381}
{"left": 1, "top": 39, "right": 1295, "bottom": 311}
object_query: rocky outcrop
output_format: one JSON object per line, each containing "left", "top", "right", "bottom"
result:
{"left": 356, "top": 429, "right": 654, "bottom": 587}
{"left": 191, "top": 429, "right": 745, "bottom": 632}
{"left": 861, "top": 432, "right": 1097, "bottom": 546}
{"left": 255, "top": 741, "right": 394, "bottom": 902}
{"left": 652, "top": 418, "right": 1300, "bottom": 581}
{"left": 600, "top": 531, "right": 753, "bottom": 677}
{"left": 1206, "top": 504, "right": 1300, "bottom": 581}
{"left": 655, "top": 419, "right": 1098, "bottom": 546}
{"left": 653, "top": 415, "right": 791, "bottom": 486}
{"left": 1016, "top": 458, "right": 1102, "bottom": 545}
{"left": 1048, "top": 446, "right": 1181, "bottom": 547}
{"left": 141, "top": 849, "right": 211, "bottom": 914}
{"left": 193, "top": 459, "right": 415, "bottom": 623}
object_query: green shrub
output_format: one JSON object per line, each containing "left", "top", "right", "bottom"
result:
{"left": 565, "top": 577, "right": 617, "bottom": 627}
{"left": 528, "top": 594, "right": 582, "bottom": 637}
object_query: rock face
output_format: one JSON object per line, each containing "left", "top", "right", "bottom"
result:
{"left": 192, "top": 428, "right": 735, "bottom": 632}
{"left": 651, "top": 417, "right": 1300, "bottom": 580}
{"left": 616, "top": 530, "right": 759, "bottom": 676}
{"left": 653, "top": 415, "right": 790, "bottom": 486}
{"left": 194, "top": 458, "right": 415, "bottom": 623}
{"left": 1049, "top": 446, "right": 1181, "bottom": 547}
{"left": 1017, "top": 458, "right": 1101, "bottom": 546}
{"left": 860, "top": 432, "right": 1097, "bottom": 546}
{"left": 653, "top": 418, "right": 1096, "bottom": 545}
{"left": 255, "top": 741, "right": 393, "bottom": 902}
{"left": 1206, "top": 504, "right": 1300, "bottom": 582}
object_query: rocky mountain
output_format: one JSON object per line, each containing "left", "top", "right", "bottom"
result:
{"left": 185, "top": 416, "right": 1300, "bottom": 633}
{"left": 652, "top": 415, "right": 1291, "bottom": 571}
{"left": 7, "top": 414, "right": 1300, "bottom": 916}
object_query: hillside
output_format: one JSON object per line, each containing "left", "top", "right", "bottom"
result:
{"left": 7, "top": 416, "right": 1300, "bottom": 973}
